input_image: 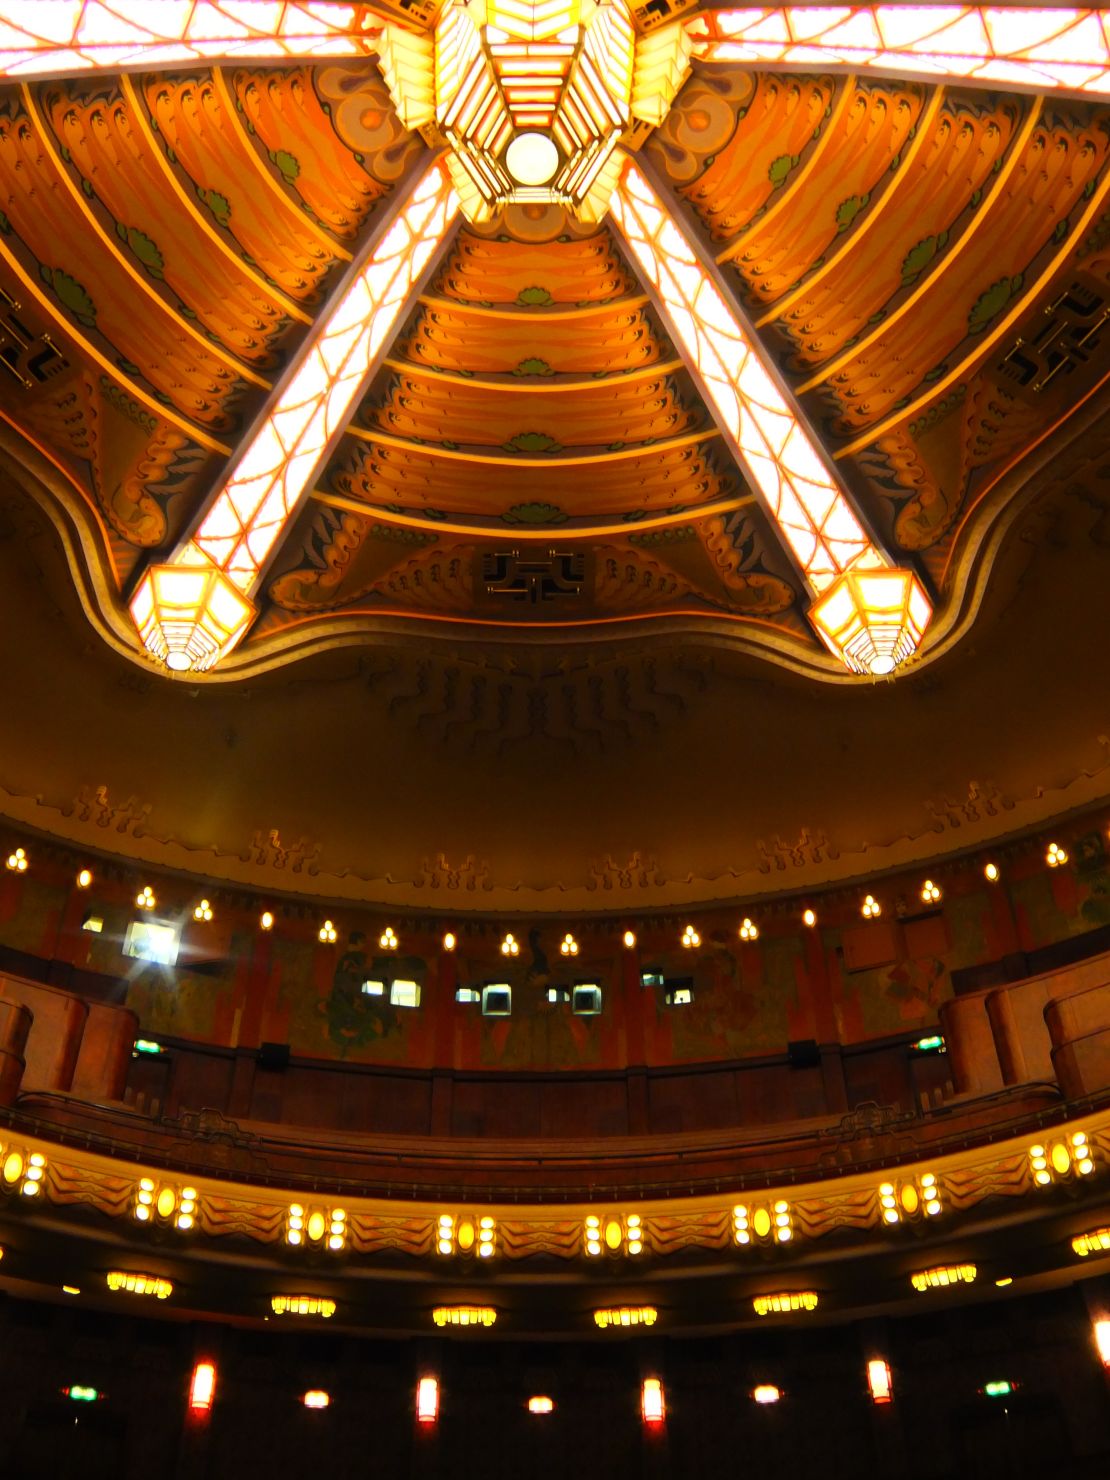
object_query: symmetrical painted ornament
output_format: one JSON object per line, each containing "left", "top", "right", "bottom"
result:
{"left": 378, "top": 0, "right": 693, "bottom": 223}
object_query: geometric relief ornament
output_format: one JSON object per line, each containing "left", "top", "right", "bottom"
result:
{"left": 14, "top": 6, "right": 1110, "bottom": 677}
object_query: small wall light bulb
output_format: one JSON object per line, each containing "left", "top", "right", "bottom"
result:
{"left": 1046, "top": 841, "right": 1068, "bottom": 868}
{"left": 861, "top": 894, "right": 881, "bottom": 919}
{"left": 681, "top": 924, "right": 700, "bottom": 948}
{"left": 260, "top": 910, "right": 274, "bottom": 930}
{"left": 443, "top": 930, "right": 457, "bottom": 951}
{"left": 802, "top": 907, "right": 817, "bottom": 927}
{"left": 318, "top": 919, "right": 337, "bottom": 944}
{"left": 739, "top": 917, "right": 759, "bottom": 941}
{"left": 192, "top": 899, "right": 213, "bottom": 922}
{"left": 984, "top": 862, "right": 999, "bottom": 882}
{"left": 622, "top": 929, "right": 636, "bottom": 948}
{"left": 76, "top": 868, "right": 92, "bottom": 889}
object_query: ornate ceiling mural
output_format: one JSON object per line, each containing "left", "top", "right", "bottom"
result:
{"left": 0, "top": 4, "right": 1105, "bottom": 686}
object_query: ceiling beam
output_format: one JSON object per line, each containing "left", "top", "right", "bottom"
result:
{"left": 609, "top": 152, "right": 932, "bottom": 675}
{"left": 129, "top": 150, "right": 460, "bottom": 675}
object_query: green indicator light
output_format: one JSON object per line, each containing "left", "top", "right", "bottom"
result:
{"left": 133, "top": 1039, "right": 163, "bottom": 1055}
{"left": 984, "top": 1381, "right": 1014, "bottom": 1398}
{"left": 66, "top": 1386, "right": 99, "bottom": 1402}
{"left": 912, "top": 1035, "right": 945, "bottom": 1053}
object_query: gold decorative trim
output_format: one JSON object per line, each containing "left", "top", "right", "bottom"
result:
{"left": 2, "top": 1111, "right": 1107, "bottom": 1265}
{"left": 21, "top": 85, "right": 270, "bottom": 391}
{"left": 797, "top": 100, "right": 1043, "bottom": 396}
{"left": 343, "top": 423, "right": 722, "bottom": 466}
{"left": 118, "top": 75, "right": 312, "bottom": 328}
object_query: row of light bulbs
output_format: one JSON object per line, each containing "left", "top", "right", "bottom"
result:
{"left": 1, "top": 841, "right": 1078, "bottom": 950}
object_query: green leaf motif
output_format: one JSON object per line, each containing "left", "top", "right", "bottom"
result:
{"left": 513, "top": 357, "right": 554, "bottom": 377}
{"left": 516, "top": 285, "right": 553, "bottom": 306}
{"left": 835, "top": 193, "right": 869, "bottom": 233}
{"left": 42, "top": 265, "right": 96, "bottom": 327}
{"left": 767, "top": 154, "right": 798, "bottom": 188}
{"left": 270, "top": 149, "right": 300, "bottom": 185}
{"left": 968, "top": 275, "right": 1021, "bottom": 335}
{"left": 125, "top": 226, "right": 165, "bottom": 279}
{"left": 502, "top": 502, "right": 567, "bottom": 525}
{"left": 502, "top": 431, "right": 562, "bottom": 454}
{"left": 198, "top": 187, "right": 231, "bottom": 228}
{"left": 901, "top": 231, "right": 947, "bottom": 285}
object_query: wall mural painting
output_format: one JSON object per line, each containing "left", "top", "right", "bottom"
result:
{"left": 271, "top": 931, "right": 431, "bottom": 1066}
{"left": 453, "top": 927, "right": 616, "bottom": 1071}
{"left": 641, "top": 931, "right": 808, "bottom": 1063}
{"left": 1013, "top": 830, "right": 1110, "bottom": 946}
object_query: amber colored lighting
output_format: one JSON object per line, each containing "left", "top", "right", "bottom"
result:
{"left": 5, "top": 846, "right": 27, "bottom": 872}
{"left": 691, "top": 9, "right": 1110, "bottom": 100}
{"left": 260, "top": 911, "right": 274, "bottom": 931}
{"left": 135, "top": 885, "right": 156, "bottom": 911}
{"left": 867, "top": 1359, "right": 893, "bottom": 1405}
{"left": 911, "top": 1264, "right": 977, "bottom": 1292}
{"left": 130, "top": 562, "right": 254, "bottom": 675}
{"left": 443, "top": 931, "right": 457, "bottom": 952}
{"left": 1095, "top": 1320, "right": 1110, "bottom": 1367}
{"left": 739, "top": 917, "right": 759, "bottom": 941}
{"left": 192, "top": 899, "right": 213, "bottom": 923}
{"left": 106, "top": 1271, "right": 172, "bottom": 1300}
{"left": 270, "top": 1296, "right": 336, "bottom": 1319}
{"left": 1046, "top": 841, "right": 1068, "bottom": 867}
{"left": 528, "top": 1395, "right": 555, "bottom": 1415}
{"left": 610, "top": 160, "right": 931, "bottom": 675}
{"left": 318, "top": 920, "right": 337, "bottom": 945}
{"left": 1072, "top": 1227, "right": 1110, "bottom": 1257}
{"left": 641, "top": 1377, "right": 665, "bottom": 1426}
{"left": 432, "top": 1306, "right": 497, "bottom": 1328}
{"left": 501, "top": 932, "right": 520, "bottom": 957}
{"left": 303, "top": 1390, "right": 330, "bottom": 1410}
{"left": 132, "top": 162, "right": 457, "bottom": 672}
{"left": 189, "top": 1361, "right": 216, "bottom": 1414}
{"left": 984, "top": 862, "right": 1000, "bottom": 882}
{"left": 802, "top": 908, "right": 817, "bottom": 927}
{"left": 809, "top": 564, "right": 932, "bottom": 676}
{"left": 753, "top": 1291, "right": 818, "bottom": 1316}
{"left": 416, "top": 1375, "right": 439, "bottom": 1424}
{"left": 921, "top": 879, "right": 941, "bottom": 904}
{"left": 76, "top": 868, "right": 92, "bottom": 889}
{"left": 622, "top": 929, "right": 636, "bottom": 948}
{"left": 861, "top": 894, "right": 881, "bottom": 919}
{"left": 681, "top": 924, "right": 700, "bottom": 949}
{"left": 560, "top": 932, "right": 579, "bottom": 956}
{"left": 594, "top": 1306, "right": 658, "bottom": 1330}
{"left": 753, "top": 1384, "right": 782, "bottom": 1405}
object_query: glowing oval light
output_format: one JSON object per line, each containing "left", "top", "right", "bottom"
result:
{"left": 303, "top": 1390, "right": 330, "bottom": 1409}
{"left": 641, "top": 1377, "right": 665, "bottom": 1426}
{"left": 505, "top": 131, "right": 559, "bottom": 186}
{"left": 604, "top": 1219, "right": 623, "bottom": 1251}
{"left": 528, "top": 1395, "right": 555, "bottom": 1415}
{"left": 3, "top": 1151, "right": 23, "bottom": 1184}
{"left": 76, "top": 868, "right": 92, "bottom": 889}
{"left": 752, "top": 1207, "right": 772, "bottom": 1240}
{"left": 753, "top": 1384, "right": 781, "bottom": 1404}
{"left": 1051, "top": 1143, "right": 1072, "bottom": 1176}
{"left": 307, "top": 1210, "right": 327, "bottom": 1243}
{"left": 900, "top": 1185, "right": 919, "bottom": 1216}
{"left": 867, "top": 1359, "right": 893, "bottom": 1404}
{"left": 156, "top": 1187, "right": 176, "bottom": 1220}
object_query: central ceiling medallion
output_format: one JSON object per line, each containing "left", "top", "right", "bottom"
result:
{"left": 378, "top": 0, "right": 692, "bottom": 222}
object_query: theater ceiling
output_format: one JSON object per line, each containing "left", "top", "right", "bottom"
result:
{"left": 0, "top": 4, "right": 1106, "bottom": 687}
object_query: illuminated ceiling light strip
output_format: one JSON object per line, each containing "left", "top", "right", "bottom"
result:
{"left": 0, "top": 1, "right": 387, "bottom": 81}
{"left": 130, "top": 158, "right": 459, "bottom": 673}
{"left": 609, "top": 158, "right": 932, "bottom": 674}
{"left": 690, "top": 7, "right": 1110, "bottom": 101}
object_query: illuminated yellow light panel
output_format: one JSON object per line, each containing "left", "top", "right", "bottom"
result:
{"left": 131, "top": 160, "right": 459, "bottom": 672}
{"left": 692, "top": 9, "right": 1110, "bottom": 98}
{"left": 0, "top": 1, "right": 385, "bottom": 79}
{"left": 433, "top": 1306, "right": 497, "bottom": 1328}
{"left": 610, "top": 160, "right": 931, "bottom": 674}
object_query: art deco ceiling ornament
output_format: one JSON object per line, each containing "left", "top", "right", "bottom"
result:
{"left": 2, "top": 4, "right": 1109, "bottom": 678}
{"left": 376, "top": 0, "right": 693, "bottom": 223}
